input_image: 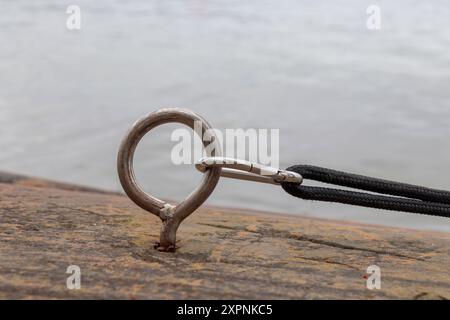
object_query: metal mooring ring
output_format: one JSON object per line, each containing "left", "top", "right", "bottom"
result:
{"left": 117, "top": 108, "right": 221, "bottom": 251}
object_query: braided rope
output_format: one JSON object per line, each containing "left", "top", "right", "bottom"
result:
{"left": 281, "top": 165, "right": 450, "bottom": 217}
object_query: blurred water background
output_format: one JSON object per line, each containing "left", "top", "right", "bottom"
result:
{"left": 1, "top": 0, "right": 450, "bottom": 231}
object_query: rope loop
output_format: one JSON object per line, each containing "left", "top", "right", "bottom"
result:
{"left": 281, "top": 165, "right": 450, "bottom": 217}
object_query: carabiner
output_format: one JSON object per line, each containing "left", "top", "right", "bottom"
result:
{"left": 195, "top": 157, "right": 303, "bottom": 185}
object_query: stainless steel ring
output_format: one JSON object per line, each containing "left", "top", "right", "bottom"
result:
{"left": 117, "top": 108, "right": 221, "bottom": 251}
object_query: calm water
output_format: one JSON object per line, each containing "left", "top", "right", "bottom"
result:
{"left": 1, "top": 0, "right": 450, "bottom": 231}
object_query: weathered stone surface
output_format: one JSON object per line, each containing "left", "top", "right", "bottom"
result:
{"left": 0, "top": 175, "right": 449, "bottom": 299}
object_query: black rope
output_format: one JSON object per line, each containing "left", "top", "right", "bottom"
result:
{"left": 281, "top": 165, "right": 450, "bottom": 217}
